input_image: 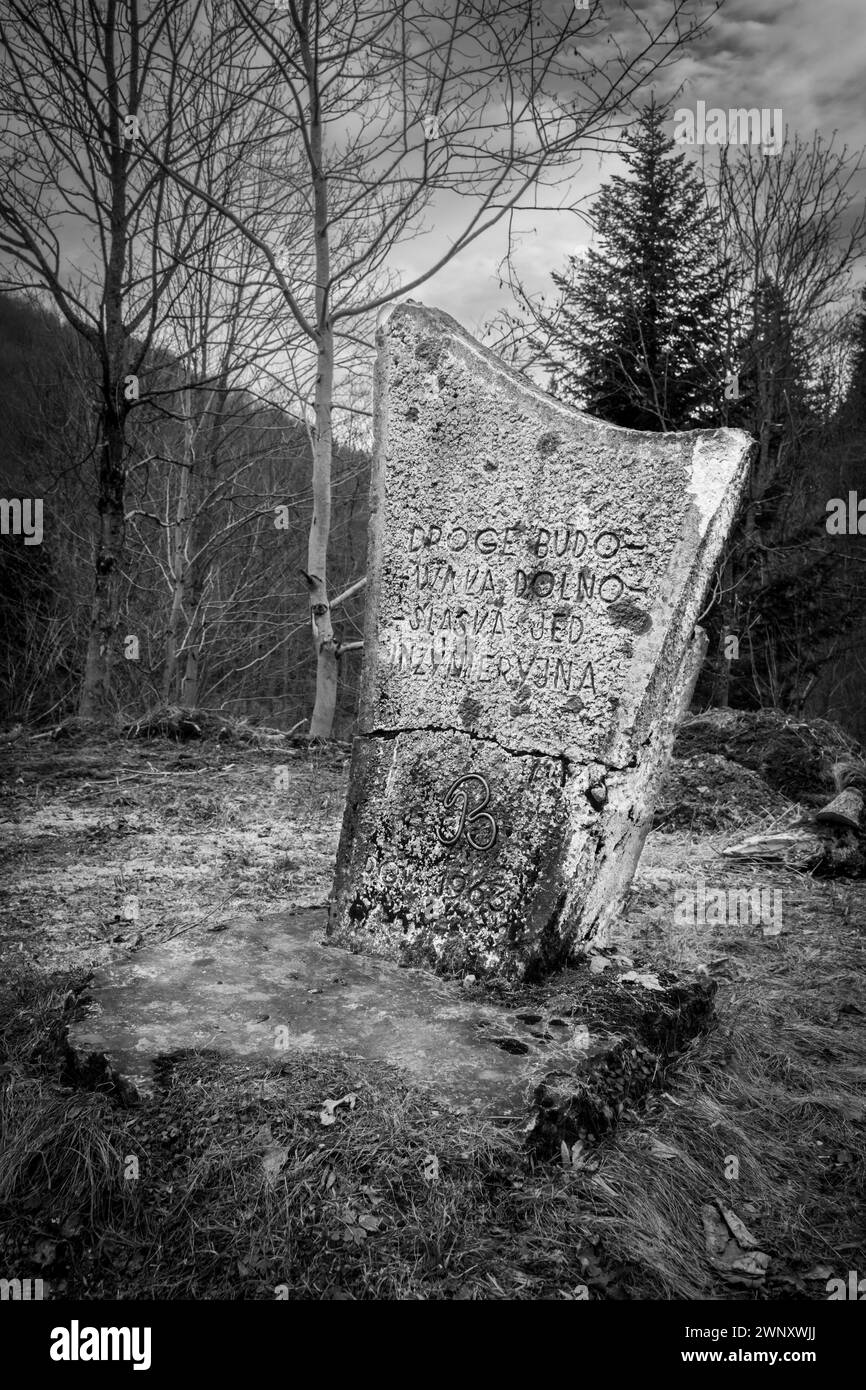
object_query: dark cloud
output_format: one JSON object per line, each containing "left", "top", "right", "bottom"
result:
{"left": 411, "top": 0, "right": 865, "bottom": 332}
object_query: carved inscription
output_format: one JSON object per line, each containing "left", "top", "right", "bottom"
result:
{"left": 436, "top": 773, "right": 498, "bottom": 850}
{"left": 385, "top": 519, "right": 652, "bottom": 703}
{"left": 438, "top": 864, "right": 509, "bottom": 912}
{"left": 329, "top": 303, "right": 753, "bottom": 976}
{"left": 361, "top": 756, "right": 566, "bottom": 923}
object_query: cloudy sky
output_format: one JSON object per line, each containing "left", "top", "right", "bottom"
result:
{"left": 394, "top": 0, "right": 866, "bottom": 339}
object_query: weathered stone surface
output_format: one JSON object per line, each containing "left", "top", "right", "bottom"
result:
{"left": 65, "top": 908, "right": 715, "bottom": 1150}
{"left": 329, "top": 302, "right": 752, "bottom": 979}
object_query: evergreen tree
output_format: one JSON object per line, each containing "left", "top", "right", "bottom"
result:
{"left": 541, "top": 100, "right": 731, "bottom": 430}
{"left": 838, "top": 286, "right": 866, "bottom": 430}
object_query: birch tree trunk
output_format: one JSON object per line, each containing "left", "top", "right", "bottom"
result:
{"left": 305, "top": 336, "right": 337, "bottom": 736}
{"left": 304, "top": 55, "right": 338, "bottom": 741}
{"left": 163, "top": 387, "right": 193, "bottom": 703}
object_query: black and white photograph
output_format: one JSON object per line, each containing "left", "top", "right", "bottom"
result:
{"left": 0, "top": 0, "right": 863, "bottom": 1359}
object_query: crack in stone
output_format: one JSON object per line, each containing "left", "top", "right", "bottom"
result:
{"left": 364, "top": 722, "right": 573, "bottom": 768}
{"left": 363, "top": 723, "right": 638, "bottom": 776}
{"left": 331, "top": 304, "right": 749, "bottom": 977}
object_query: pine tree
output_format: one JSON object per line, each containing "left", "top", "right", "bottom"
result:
{"left": 839, "top": 286, "right": 866, "bottom": 430}
{"left": 541, "top": 100, "right": 731, "bottom": 431}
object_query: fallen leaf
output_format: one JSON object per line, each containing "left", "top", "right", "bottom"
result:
{"left": 717, "top": 1204, "right": 761, "bottom": 1249}
{"left": 319, "top": 1092, "right": 358, "bottom": 1126}
{"left": 620, "top": 970, "right": 663, "bottom": 990}
{"left": 648, "top": 1138, "right": 680, "bottom": 1160}
{"left": 33, "top": 1237, "right": 57, "bottom": 1266}
{"left": 804, "top": 1264, "right": 834, "bottom": 1281}
{"left": 262, "top": 1143, "right": 289, "bottom": 1185}
{"left": 701, "top": 1201, "right": 770, "bottom": 1287}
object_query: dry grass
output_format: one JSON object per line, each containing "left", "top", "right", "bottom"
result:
{"left": 0, "top": 728, "right": 863, "bottom": 1300}
{"left": 0, "top": 917, "right": 863, "bottom": 1300}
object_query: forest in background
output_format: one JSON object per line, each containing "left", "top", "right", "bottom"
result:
{"left": 0, "top": 2, "right": 864, "bottom": 744}
{"left": 4, "top": 252, "right": 865, "bottom": 742}
{"left": 486, "top": 104, "right": 866, "bottom": 744}
{"left": 0, "top": 293, "right": 369, "bottom": 737}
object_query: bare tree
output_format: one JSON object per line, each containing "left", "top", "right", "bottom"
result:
{"left": 146, "top": 157, "right": 309, "bottom": 708}
{"left": 715, "top": 131, "right": 866, "bottom": 474}
{"left": 709, "top": 132, "right": 866, "bottom": 708}
{"left": 148, "top": 0, "right": 718, "bottom": 737}
{"left": 0, "top": 0, "right": 268, "bottom": 715}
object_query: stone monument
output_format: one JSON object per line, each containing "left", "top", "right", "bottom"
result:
{"left": 329, "top": 302, "right": 752, "bottom": 980}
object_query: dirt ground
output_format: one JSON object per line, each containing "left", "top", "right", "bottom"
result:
{"left": 0, "top": 735, "right": 349, "bottom": 971}
{"left": 0, "top": 727, "right": 864, "bottom": 1300}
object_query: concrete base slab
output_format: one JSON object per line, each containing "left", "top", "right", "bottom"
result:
{"left": 67, "top": 909, "right": 714, "bottom": 1148}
